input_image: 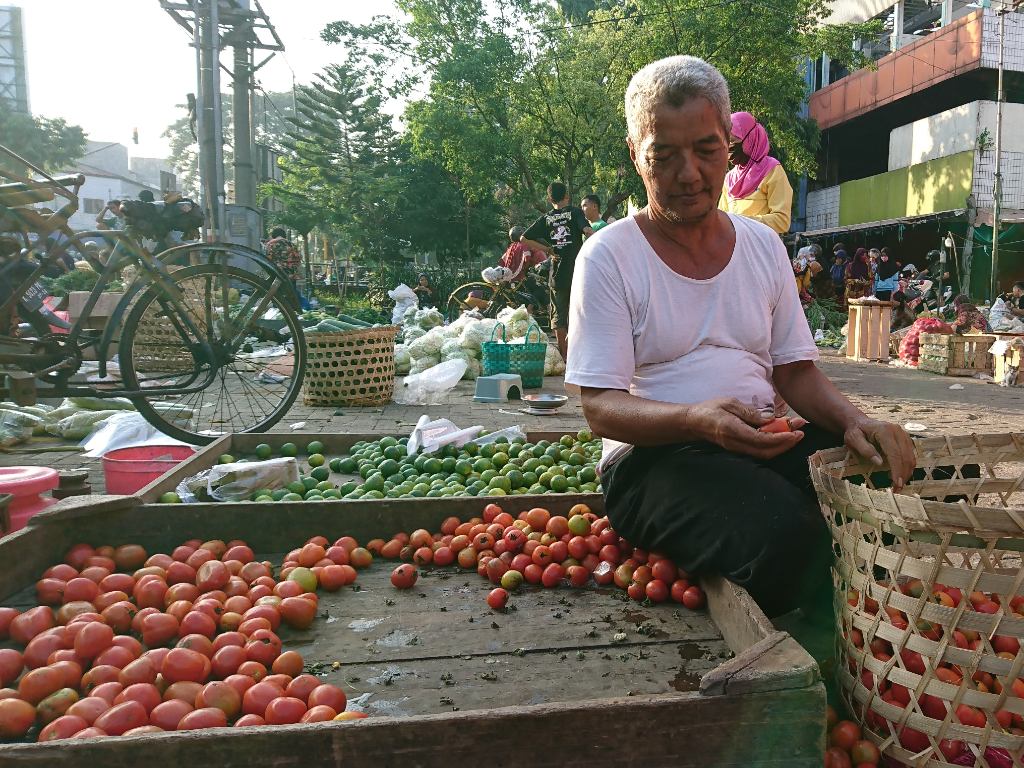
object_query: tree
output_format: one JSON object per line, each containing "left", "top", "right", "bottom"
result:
{"left": 162, "top": 90, "right": 293, "bottom": 197}
{"left": 0, "top": 112, "right": 86, "bottom": 175}
{"left": 325, "top": 0, "right": 878, "bottom": 216}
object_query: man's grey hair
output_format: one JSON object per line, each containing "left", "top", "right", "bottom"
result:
{"left": 625, "top": 56, "right": 731, "bottom": 145}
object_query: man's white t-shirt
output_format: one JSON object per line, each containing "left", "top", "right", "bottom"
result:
{"left": 565, "top": 213, "right": 819, "bottom": 470}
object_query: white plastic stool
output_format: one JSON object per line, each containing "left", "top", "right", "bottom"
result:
{"left": 473, "top": 374, "right": 523, "bottom": 403}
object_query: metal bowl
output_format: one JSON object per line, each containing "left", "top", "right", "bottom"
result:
{"left": 521, "top": 394, "right": 569, "bottom": 410}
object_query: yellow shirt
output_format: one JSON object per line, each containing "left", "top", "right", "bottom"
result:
{"left": 719, "top": 164, "right": 793, "bottom": 235}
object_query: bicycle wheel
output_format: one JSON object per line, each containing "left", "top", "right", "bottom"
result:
{"left": 118, "top": 264, "right": 305, "bottom": 444}
{"left": 446, "top": 282, "right": 507, "bottom": 323}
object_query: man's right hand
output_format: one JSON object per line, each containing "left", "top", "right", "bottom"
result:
{"left": 688, "top": 398, "right": 804, "bottom": 460}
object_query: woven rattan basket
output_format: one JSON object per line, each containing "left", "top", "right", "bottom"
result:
{"left": 811, "top": 433, "right": 1024, "bottom": 767}
{"left": 302, "top": 325, "right": 399, "bottom": 407}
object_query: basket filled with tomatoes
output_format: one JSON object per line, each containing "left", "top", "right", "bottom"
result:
{"left": 0, "top": 492, "right": 825, "bottom": 766}
{"left": 810, "top": 432, "right": 1024, "bottom": 767}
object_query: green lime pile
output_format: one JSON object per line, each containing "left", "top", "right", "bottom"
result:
{"left": 336, "top": 431, "right": 600, "bottom": 501}
{"left": 243, "top": 432, "right": 601, "bottom": 502}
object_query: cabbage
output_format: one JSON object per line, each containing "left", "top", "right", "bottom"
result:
{"left": 415, "top": 308, "right": 444, "bottom": 330}
{"left": 409, "top": 327, "right": 446, "bottom": 360}
{"left": 404, "top": 326, "right": 426, "bottom": 344}
{"left": 402, "top": 305, "right": 419, "bottom": 326}
{"left": 497, "top": 305, "right": 529, "bottom": 326}
{"left": 409, "top": 356, "right": 440, "bottom": 375}
{"left": 463, "top": 357, "right": 482, "bottom": 380}
{"left": 439, "top": 339, "right": 464, "bottom": 359}
{"left": 459, "top": 318, "right": 502, "bottom": 351}
{"left": 544, "top": 343, "right": 565, "bottom": 376}
{"left": 394, "top": 343, "right": 412, "bottom": 375}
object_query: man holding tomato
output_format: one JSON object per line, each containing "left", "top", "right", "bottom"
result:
{"left": 565, "top": 56, "right": 916, "bottom": 620}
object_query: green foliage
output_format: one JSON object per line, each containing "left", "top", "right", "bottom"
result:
{"left": 363, "top": 262, "right": 478, "bottom": 312}
{"left": 326, "top": 0, "right": 877, "bottom": 217}
{"left": 0, "top": 112, "right": 87, "bottom": 175}
{"left": 40, "top": 269, "right": 98, "bottom": 297}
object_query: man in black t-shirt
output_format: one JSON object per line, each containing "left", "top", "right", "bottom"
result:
{"left": 521, "top": 182, "right": 593, "bottom": 360}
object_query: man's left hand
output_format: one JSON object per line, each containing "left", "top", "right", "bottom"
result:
{"left": 843, "top": 418, "right": 917, "bottom": 491}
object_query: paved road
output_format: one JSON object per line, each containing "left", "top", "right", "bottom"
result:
{"left": 4, "top": 350, "right": 1022, "bottom": 493}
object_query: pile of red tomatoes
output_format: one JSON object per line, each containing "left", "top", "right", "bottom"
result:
{"left": 371, "top": 503, "right": 706, "bottom": 611}
{"left": 0, "top": 538, "right": 361, "bottom": 743}
{"left": 825, "top": 710, "right": 882, "bottom": 767}
{"left": 844, "top": 579, "right": 1024, "bottom": 766}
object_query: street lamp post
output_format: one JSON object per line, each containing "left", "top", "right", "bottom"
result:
{"left": 991, "top": 0, "right": 1006, "bottom": 301}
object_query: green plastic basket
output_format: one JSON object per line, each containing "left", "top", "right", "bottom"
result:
{"left": 481, "top": 323, "right": 547, "bottom": 388}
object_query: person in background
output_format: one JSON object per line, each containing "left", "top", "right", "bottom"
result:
{"left": 581, "top": 195, "right": 608, "bottom": 235}
{"left": 890, "top": 291, "right": 918, "bottom": 330}
{"left": 413, "top": 273, "right": 436, "bottom": 309}
{"left": 830, "top": 246, "right": 848, "bottom": 301}
{"left": 264, "top": 227, "right": 301, "bottom": 289}
{"left": 868, "top": 248, "right": 881, "bottom": 273}
{"left": 1009, "top": 282, "right": 1024, "bottom": 318}
{"left": 138, "top": 190, "right": 156, "bottom": 203}
{"left": 873, "top": 247, "right": 900, "bottom": 301}
{"left": 951, "top": 295, "right": 991, "bottom": 334}
{"left": 806, "top": 245, "right": 832, "bottom": 300}
{"left": 521, "top": 182, "right": 593, "bottom": 361}
{"left": 500, "top": 226, "right": 548, "bottom": 313}
{"left": 719, "top": 111, "right": 793, "bottom": 235}
{"left": 95, "top": 200, "right": 122, "bottom": 231}
{"left": 845, "top": 248, "right": 872, "bottom": 302}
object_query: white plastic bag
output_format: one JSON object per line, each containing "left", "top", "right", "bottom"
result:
{"left": 470, "top": 425, "right": 528, "bottom": 446}
{"left": 388, "top": 284, "right": 419, "bottom": 325}
{"left": 407, "top": 415, "right": 484, "bottom": 455}
{"left": 482, "top": 266, "right": 513, "bottom": 284}
{"left": 177, "top": 457, "right": 299, "bottom": 503}
{"left": 81, "top": 411, "right": 194, "bottom": 458}
{"left": 394, "top": 359, "right": 468, "bottom": 405}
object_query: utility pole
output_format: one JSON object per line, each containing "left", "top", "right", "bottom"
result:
{"left": 161, "top": 0, "right": 283, "bottom": 246}
{"left": 990, "top": 0, "right": 1006, "bottom": 301}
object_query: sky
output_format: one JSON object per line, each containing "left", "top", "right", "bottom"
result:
{"left": 19, "top": 0, "right": 398, "bottom": 160}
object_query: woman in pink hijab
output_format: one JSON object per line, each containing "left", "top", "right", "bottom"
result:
{"left": 719, "top": 112, "right": 793, "bottom": 235}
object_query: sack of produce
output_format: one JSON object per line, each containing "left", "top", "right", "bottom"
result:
{"left": 394, "top": 343, "right": 412, "bottom": 375}
{"left": 388, "top": 284, "right": 418, "bottom": 325}
{"left": 178, "top": 457, "right": 300, "bottom": 503}
{"left": 898, "top": 317, "right": 952, "bottom": 366}
{"left": 408, "top": 327, "right": 445, "bottom": 360}
{"left": 67, "top": 396, "right": 135, "bottom": 411}
{"left": 458, "top": 318, "right": 501, "bottom": 352}
{"left": 544, "top": 343, "right": 565, "bottom": 376}
{"left": 414, "top": 307, "right": 445, "bottom": 330}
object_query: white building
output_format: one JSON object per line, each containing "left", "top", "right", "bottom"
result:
{"left": 60, "top": 142, "right": 175, "bottom": 231}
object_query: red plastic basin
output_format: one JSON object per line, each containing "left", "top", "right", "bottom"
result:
{"left": 103, "top": 445, "right": 195, "bottom": 495}
{"left": 0, "top": 466, "right": 59, "bottom": 534}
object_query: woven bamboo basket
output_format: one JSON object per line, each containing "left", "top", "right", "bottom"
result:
{"left": 302, "top": 325, "right": 399, "bottom": 407}
{"left": 133, "top": 310, "right": 203, "bottom": 374}
{"left": 811, "top": 433, "right": 1024, "bottom": 767}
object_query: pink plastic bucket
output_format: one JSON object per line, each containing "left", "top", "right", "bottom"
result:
{"left": 0, "top": 466, "right": 59, "bottom": 534}
{"left": 103, "top": 445, "right": 196, "bottom": 495}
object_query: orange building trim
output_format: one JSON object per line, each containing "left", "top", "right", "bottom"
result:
{"left": 809, "top": 10, "right": 984, "bottom": 130}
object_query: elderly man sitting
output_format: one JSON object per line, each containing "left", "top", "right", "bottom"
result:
{"left": 566, "top": 56, "right": 915, "bottom": 620}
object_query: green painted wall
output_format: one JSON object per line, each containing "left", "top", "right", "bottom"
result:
{"left": 838, "top": 151, "right": 974, "bottom": 226}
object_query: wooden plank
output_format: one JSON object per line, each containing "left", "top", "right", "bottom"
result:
{"left": 701, "top": 633, "right": 819, "bottom": 697}
{"left": 271, "top": 565, "right": 727, "bottom": 665}
{"left": 703, "top": 574, "right": 776, "bottom": 653}
{"left": 0, "top": 687, "right": 825, "bottom": 767}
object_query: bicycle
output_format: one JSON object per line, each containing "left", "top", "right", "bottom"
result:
{"left": 0, "top": 145, "right": 306, "bottom": 444}
{"left": 446, "top": 265, "right": 550, "bottom": 328}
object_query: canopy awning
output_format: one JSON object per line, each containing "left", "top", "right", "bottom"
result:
{"left": 794, "top": 209, "right": 966, "bottom": 241}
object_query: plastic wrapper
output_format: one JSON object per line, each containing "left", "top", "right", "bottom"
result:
{"left": 46, "top": 410, "right": 123, "bottom": 440}
{"left": 409, "top": 356, "right": 441, "bottom": 375}
{"left": 81, "top": 411, "right": 194, "bottom": 458}
{"left": 0, "top": 402, "right": 53, "bottom": 417}
{"left": 0, "top": 409, "right": 42, "bottom": 441}
{"left": 176, "top": 457, "right": 299, "bottom": 503}
{"left": 389, "top": 284, "right": 418, "bottom": 325}
{"left": 470, "top": 425, "right": 528, "bottom": 446}
{"left": 394, "top": 359, "right": 468, "bottom": 405}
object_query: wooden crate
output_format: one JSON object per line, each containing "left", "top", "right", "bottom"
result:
{"left": 0, "top": 494, "right": 825, "bottom": 766}
{"left": 846, "top": 298, "right": 895, "bottom": 362}
{"left": 993, "top": 338, "right": 1024, "bottom": 387}
{"left": 135, "top": 431, "right": 602, "bottom": 508}
{"left": 917, "top": 333, "right": 995, "bottom": 376}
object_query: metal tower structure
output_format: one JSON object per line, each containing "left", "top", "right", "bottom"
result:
{"left": 159, "top": 0, "right": 283, "bottom": 246}
{"left": 0, "top": 5, "right": 29, "bottom": 114}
